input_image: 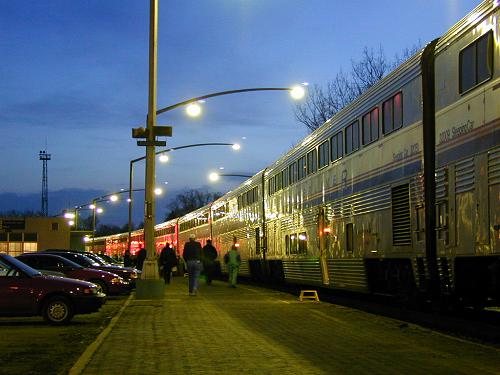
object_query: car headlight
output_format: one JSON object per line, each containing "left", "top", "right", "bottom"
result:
{"left": 130, "top": 271, "right": 138, "bottom": 279}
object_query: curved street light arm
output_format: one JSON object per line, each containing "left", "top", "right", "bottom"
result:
{"left": 131, "top": 142, "right": 237, "bottom": 164}
{"left": 156, "top": 87, "right": 292, "bottom": 115}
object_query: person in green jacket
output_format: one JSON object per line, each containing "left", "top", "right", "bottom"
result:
{"left": 224, "top": 244, "right": 241, "bottom": 287}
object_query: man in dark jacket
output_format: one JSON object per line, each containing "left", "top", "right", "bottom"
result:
{"left": 201, "top": 239, "right": 218, "bottom": 285}
{"left": 159, "top": 243, "right": 178, "bottom": 284}
{"left": 183, "top": 234, "right": 203, "bottom": 295}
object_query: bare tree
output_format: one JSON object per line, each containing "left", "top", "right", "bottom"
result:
{"left": 164, "top": 189, "right": 222, "bottom": 221}
{"left": 295, "top": 44, "right": 421, "bottom": 132}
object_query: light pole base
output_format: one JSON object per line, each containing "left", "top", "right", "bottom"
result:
{"left": 135, "top": 279, "right": 165, "bottom": 299}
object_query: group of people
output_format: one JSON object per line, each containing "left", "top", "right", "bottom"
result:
{"left": 183, "top": 234, "right": 241, "bottom": 295}
{"left": 122, "top": 235, "right": 241, "bottom": 295}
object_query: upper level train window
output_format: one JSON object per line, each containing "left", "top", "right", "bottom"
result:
{"left": 330, "top": 131, "right": 343, "bottom": 161}
{"left": 307, "top": 149, "right": 317, "bottom": 175}
{"left": 318, "top": 140, "right": 330, "bottom": 169}
{"left": 383, "top": 92, "right": 403, "bottom": 134}
{"left": 345, "top": 120, "right": 359, "bottom": 155}
{"left": 282, "top": 168, "right": 289, "bottom": 188}
{"left": 298, "top": 156, "right": 307, "bottom": 180}
{"left": 459, "top": 31, "right": 493, "bottom": 94}
{"left": 362, "top": 108, "right": 379, "bottom": 145}
{"left": 289, "top": 162, "right": 298, "bottom": 184}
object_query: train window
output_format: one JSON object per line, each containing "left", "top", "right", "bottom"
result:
{"left": 285, "top": 234, "right": 290, "bottom": 255}
{"left": 345, "top": 120, "right": 359, "bottom": 155}
{"left": 330, "top": 132, "right": 343, "bottom": 161}
{"left": 268, "top": 176, "right": 275, "bottom": 195}
{"left": 383, "top": 93, "right": 403, "bottom": 134}
{"left": 289, "top": 162, "right": 298, "bottom": 184}
{"left": 275, "top": 173, "right": 282, "bottom": 191}
{"left": 290, "top": 234, "right": 298, "bottom": 255}
{"left": 362, "top": 108, "right": 379, "bottom": 145}
{"left": 298, "top": 232, "right": 307, "bottom": 254}
{"left": 459, "top": 31, "right": 493, "bottom": 93}
{"left": 298, "top": 156, "right": 307, "bottom": 180}
{"left": 346, "top": 223, "right": 354, "bottom": 252}
{"left": 318, "top": 140, "right": 330, "bottom": 169}
{"left": 282, "top": 168, "right": 289, "bottom": 188}
{"left": 307, "top": 149, "right": 317, "bottom": 175}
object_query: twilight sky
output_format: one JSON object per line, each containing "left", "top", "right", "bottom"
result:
{"left": 0, "top": 0, "right": 480, "bottom": 224}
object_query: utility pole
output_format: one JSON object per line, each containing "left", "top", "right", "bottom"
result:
{"left": 39, "top": 150, "right": 51, "bottom": 216}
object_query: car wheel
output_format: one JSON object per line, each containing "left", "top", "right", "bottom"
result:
{"left": 42, "top": 296, "right": 74, "bottom": 325}
{"left": 90, "top": 279, "right": 108, "bottom": 295}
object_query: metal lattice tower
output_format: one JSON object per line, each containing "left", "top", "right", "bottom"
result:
{"left": 39, "top": 150, "right": 51, "bottom": 216}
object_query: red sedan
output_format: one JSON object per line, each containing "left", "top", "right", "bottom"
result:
{"left": 16, "top": 253, "right": 131, "bottom": 295}
{"left": 0, "top": 254, "right": 105, "bottom": 324}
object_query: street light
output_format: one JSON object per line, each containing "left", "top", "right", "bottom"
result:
{"left": 127, "top": 142, "right": 241, "bottom": 253}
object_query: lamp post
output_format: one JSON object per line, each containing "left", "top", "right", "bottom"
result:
{"left": 128, "top": 142, "right": 240, "bottom": 252}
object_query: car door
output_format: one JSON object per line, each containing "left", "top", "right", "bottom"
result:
{"left": 0, "top": 258, "right": 36, "bottom": 315}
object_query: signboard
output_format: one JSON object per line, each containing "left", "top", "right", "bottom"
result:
{"left": 0, "top": 219, "right": 26, "bottom": 231}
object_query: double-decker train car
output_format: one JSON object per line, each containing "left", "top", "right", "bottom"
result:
{"left": 94, "top": 0, "right": 499, "bottom": 307}
{"left": 209, "top": 172, "right": 266, "bottom": 277}
{"left": 154, "top": 219, "right": 178, "bottom": 254}
{"left": 177, "top": 205, "right": 212, "bottom": 253}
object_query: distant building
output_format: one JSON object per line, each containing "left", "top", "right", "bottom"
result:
{"left": 0, "top": 217, "right": 70, "bottom": 256}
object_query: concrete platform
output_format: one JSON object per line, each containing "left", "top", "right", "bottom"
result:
{"left": 74, "top": 277, "right": 500, "bottom": 374}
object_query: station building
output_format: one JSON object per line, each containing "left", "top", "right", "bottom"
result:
{"left": 0, "top": 217, "right": 71, "bottom": 256}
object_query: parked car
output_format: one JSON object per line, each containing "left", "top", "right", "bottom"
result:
{"left": 0, "top": 253, "right": 105, "bottom": 324}
{"left": 16, "top": 253, "right": 131, "bottom": 295}
{"left": 42, "top": 250, "right": 139, "bottom": 286}
{"left": 95, "top": 253, "right": 122, "bottom": 266}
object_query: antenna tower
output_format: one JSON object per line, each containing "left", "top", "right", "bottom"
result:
{"left": 39, "top": 150, "right": 51, "bottom": 216}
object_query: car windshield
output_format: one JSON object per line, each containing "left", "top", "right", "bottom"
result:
{"left": 85, "top": 253, "right": 108, "bottom": 265}
{"left": 1, "top": 254, "right": 42, "bottom": 277}
{"left": 99, "top": 254, "right": 119, "bottom": 264}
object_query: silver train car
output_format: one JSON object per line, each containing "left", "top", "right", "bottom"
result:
{"left": 94, "top": 1, "right": 499, "bottom": 306}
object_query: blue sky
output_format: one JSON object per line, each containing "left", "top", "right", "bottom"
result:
{"left": 0, "top": 0, "right": 480, "bottom": 225}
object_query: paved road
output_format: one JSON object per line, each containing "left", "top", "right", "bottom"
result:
{"left": 76, "top": 277, "right": 499, "bottom": 374}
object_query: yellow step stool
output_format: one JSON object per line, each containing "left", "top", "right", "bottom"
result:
{"left": 299, "top": 290, "right": 319, "bottom": 302}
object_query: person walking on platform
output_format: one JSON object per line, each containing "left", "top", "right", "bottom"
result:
{"left": 224, "top": 244, "right": 241, "bottom": 288}
{"left": 159, "top": 243, "right": 178, "bottom": 284}
{"left": 183, "top": 234, "right": 203, "bottom": 296}
{"left": 201, "top": 239, "right": 218, "bottom": 285}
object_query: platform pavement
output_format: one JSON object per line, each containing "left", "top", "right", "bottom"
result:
{"left": 72, "top": 276, "right": 500, "bottom": 375}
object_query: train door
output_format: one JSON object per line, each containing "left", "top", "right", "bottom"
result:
{"left": 255, "top": 227, "right": 261, "bottom": 256}
{"left": 318, "top": 208, "right": 330, "bottom": 285}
